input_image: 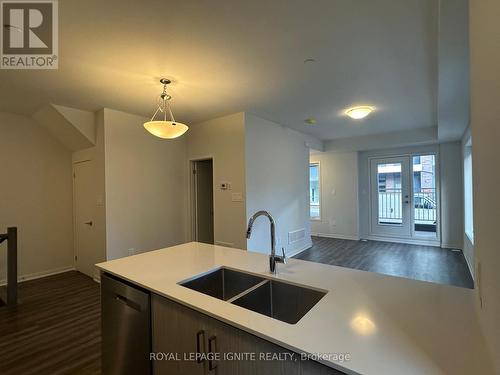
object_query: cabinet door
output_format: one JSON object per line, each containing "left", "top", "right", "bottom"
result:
{"left": 152, "top": 295, "right": 208, "bottom": 375}
{"left": 205, "top": 313, "right": 300, "bottom": 375}
{"left": 204, "top": 313, "right": 345, "bottom": 375}
{"left": 153, "top": 295, "right": 346, "bottom": 375}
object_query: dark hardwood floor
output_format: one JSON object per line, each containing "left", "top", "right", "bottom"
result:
{"left": 294, "top": 236, "right": 474, "bottom": 288}
{"left": 0, "top": 271, "right": 101, "bottom": 375}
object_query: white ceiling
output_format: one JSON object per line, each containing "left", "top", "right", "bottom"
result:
{"left": 0, "top": 0, "right": 446, "bottom": 140}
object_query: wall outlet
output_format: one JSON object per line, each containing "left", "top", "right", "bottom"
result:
{"left": 330, "top": 219, "right": 337, "bottom": 227}
{"left": 128, "top": 248, "right": 135, "bottom": 256}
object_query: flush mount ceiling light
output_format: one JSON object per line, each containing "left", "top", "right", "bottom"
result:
{"left": 143, "top": 78, "right": 188, "bottom": 139}
{"left": 345, "top": 106, "right": 374, "bottom": 120}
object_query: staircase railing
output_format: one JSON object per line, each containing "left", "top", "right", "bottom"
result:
{"left": 0, "top": 227, "right": 17, "bottom": 306}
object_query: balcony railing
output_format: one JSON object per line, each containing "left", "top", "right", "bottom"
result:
{"left": 378, "top": 188, "right": 436, "bottom": 225}
{"left": 414, "top": 188, "right": 437, "bottom": 224}
{"left": 378, "top": 188, "right": 403, "bottom": 223}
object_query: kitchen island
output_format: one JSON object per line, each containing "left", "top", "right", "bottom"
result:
{"left": 97, "top": 242, "right": 493, "bottom": 375}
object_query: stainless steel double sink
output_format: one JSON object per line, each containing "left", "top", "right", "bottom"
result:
{"left": 179, "top": 267, "right": 327, "bottom": 324}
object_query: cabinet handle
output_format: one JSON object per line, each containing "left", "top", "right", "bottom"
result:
{"left": 196, "top": 330, "right": 205, "bottom": 364}
{"left": 208, "top": 335, "right": 218, "bottom": 371}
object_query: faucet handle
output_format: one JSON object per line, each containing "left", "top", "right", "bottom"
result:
{"left": 281, "top": 247, "right": 287, "bottom": 264}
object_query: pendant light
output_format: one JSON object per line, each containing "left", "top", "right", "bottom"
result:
{"left": 143, "top": 78, "right": 188, "bottom": 139}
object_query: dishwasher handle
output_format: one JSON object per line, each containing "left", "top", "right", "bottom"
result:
{"left": 114, "top": 293, "right": 142, "bottom": 312}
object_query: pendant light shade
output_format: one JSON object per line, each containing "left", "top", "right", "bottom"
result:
{"left": 143, "top": 78, "right": 189, "bottom": 139}
{"left": 143, "top": 120, "right": 188, "bottom": 139}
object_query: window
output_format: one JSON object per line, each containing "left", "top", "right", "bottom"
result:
{"left": 376, "top": 162, "right": 402, "bottom": 224}
{"left": 464, "top": 137, "right": 474, "bottom": 243}
{"left": 412, "top": 155, "right": 437, "bottom": 236}
{"left": 310, "top": 163, "right": 320, "bottom": 220}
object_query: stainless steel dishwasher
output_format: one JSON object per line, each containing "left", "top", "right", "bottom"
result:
{"left": 101, "top": 273, "right": 151, "bottom": 375}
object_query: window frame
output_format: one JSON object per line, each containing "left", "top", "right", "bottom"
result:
{"left": 463, "top": 137, "right": 474, "bottom": 244}
{"left": 309, "top": 161, "right": 321, "bottom": 221}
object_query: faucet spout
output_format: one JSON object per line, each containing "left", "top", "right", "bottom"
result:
{"left": 246, "top": 210, "right": 285, "bottom": 274}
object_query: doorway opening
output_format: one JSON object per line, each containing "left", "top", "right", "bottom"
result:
{"left": 190, "top": 159, "right": 214, "bottom": 244}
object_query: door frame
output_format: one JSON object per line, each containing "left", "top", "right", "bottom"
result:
{"left": 188, "top": 156, "right": 215, "bottom": 242}
{"left": 368, "top": 151, "right": 441, "bottom": 246}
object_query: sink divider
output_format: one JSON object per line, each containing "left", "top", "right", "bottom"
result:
{"left": 226, "top": 279, "right": 269, "bottom": 304}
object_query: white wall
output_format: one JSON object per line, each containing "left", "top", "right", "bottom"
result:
{"left": 470, "top": 0, "right": 500, "bottom": 368}
{"left": 358, "top": 144, "right": 463, "bottom": 247}
{"left": 187, "top": 112, "right": 247, "bottom": 250}
{"left": 439, "top": 142, "right": 464, "bottom": 249}
{"left": 309, "top": 151, "right": 359, "bottom": 240}
{"left": 103, "top": 109, "right": 187, "bottom": 260}
{"left": 324, "top": 127, "right": 437, "bottom": 153}
{"left": 0, "top": 111, "right": 74, "bottom": 281}
{"left": 245, "top": 114, "right": 313, "bottom": 256}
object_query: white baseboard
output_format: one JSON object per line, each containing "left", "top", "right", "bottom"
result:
{"left": 312, "top": 232, "right": 360, "bottom": 241}
{"left": 0, "top": 265, "right": 75, "bottom": 286}
{"left": 214, "top": 241, "right": 234, "bottom": 248}
{"left": 286, "top": 240, "right": 312, "bottom": 258}
{"left": 441, "top": 243, "right": 463, "bottom": 250}
{"left": 364, "top": 235, "right": 441, "bottom": 247}
{"left": 463, "top": 254, "right": 475, "bottom": 282}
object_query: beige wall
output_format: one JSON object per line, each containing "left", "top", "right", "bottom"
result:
{"left": 103, "top": 109, "right": 187, "bottom": 260}
{"left": 0, "top": 112, "right": 74, "bottom": 282}
{"left": 310, "top": 151, "right": 359, "bottom": 240}
{"left": 187, "top": 112, "right": 247, "bottom": 250}
{"left": 470, "top": 0, "right": 500, "bottom": 369}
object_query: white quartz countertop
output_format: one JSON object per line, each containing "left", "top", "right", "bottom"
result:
{"left": 96, "top": 242, "right": 493, "bottom": 375}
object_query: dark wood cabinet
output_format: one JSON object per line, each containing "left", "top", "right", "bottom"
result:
{"left": 152, "top": 295, "right": 346, "bottom": 375}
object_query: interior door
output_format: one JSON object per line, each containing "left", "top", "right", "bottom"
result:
{"left": 370, "top": 157, "right": 411, "bottom": 238}
{"left": 74, "top": 161, "right": 98, "bottom": 278}
{"left": 193, "top": 160, "right": 214, "bottom": 244}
